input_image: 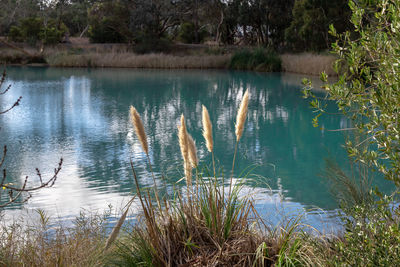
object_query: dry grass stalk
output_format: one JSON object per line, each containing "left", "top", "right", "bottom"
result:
{"left": 178, "top": 115, "right": 192, "bottom": 186}
{"left": 130, "top": 106, "right": 162, "bottom": 212}
{"left": 202, "top": 105, "right": 213, "bottom": 152}
{"left": 45, "top": 51, "right": 230, "bottom": 69}
{"left": 281, "top": 53, "right": 337, "bottom": 76}
{"left": 235, "top": 90, "right": 249, "bottom": 142}
{"left": 0, "top": 211, "right": 107, "bottom": 266}
{"left": 187, "top": 134, "right": 198, "bottom": 168}
{"left": 104, "top": 196, "right": 136, "bottom": 252}
{"left": 130, "top": 106, "right": 148, "bottom": 155}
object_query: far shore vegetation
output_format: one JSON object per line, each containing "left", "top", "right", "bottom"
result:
{"left": 0, "top": 39, "right": 336, "bottom": 76}
{"left": 0, "top": 0, "right": 346, "bottom": 75}
{"left": 2, "top": 0, "right": 400, "bottom": 266}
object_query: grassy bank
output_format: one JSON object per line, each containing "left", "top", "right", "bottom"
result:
{"left": 46, "top": 52, "right": 230, "bottom": 69}
{"left": 0, "top": 41, "right": 337, "bottom": 75}
{"left": 281, "top": 53, "right": 337, "bottom": 76}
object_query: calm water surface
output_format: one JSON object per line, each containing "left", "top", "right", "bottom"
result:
{"left": 1, "top": 67, "right": 361, "bottom": 229}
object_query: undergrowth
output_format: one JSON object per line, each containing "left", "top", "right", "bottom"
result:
{"left": 229, "top": 48, "right": 281, "bottom": 72}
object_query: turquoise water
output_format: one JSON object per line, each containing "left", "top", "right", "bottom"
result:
{"left": 0, "top": 67, "right": 361, "bottom": 228}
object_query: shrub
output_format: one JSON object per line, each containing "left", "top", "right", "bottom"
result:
{"left": 229, "top": 48, "right": 281, "bottom": 72}
{"left": 132, "top": 34, "right": 171, "bottom": 54}
{"left": 40, "top": 20, "right": 69, "bottom": 45}
{"left": 7, "top": 17, "right": 68, "bottom": 45}
{"left": 305, "top": 0, "right": 400, "bottom": 186}
{"left": 177, "top": 22, "right": 207, "bottom": 44}
{"left": 19, "top": 17, "right": 44, "bottom": 45}
{"left": 8, "top": 26, "right": 24, "bottom": 42}
{"left": 88, "top": 18, "right": 128, "bottom": 43}
{"left": 303, "top": 0, "right": 400, "bottom": 265}
{"left": 331, "top": 196, "right": 400, "bottom": 266}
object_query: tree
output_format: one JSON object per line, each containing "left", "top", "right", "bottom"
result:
{"left": 51, "top": 0, "right": 95, "bottom": 37}
{"left": 285, "top": 0, "right": 351, "bottom": 52}
{"left": 129, "top": 0, "right": 179, "bottom": 39}
{"left": 307, "top": 0, "right": 400, "bottom": 185}
{"left": 0, "top": 0, "right": 41, "bottom": 35}
{"left": 220, "top": 0, "right": 294, "bottom": 48}
{"left": 8, "top": 17, "right": 68, "bottom": 45}
{"left": 88, "top": 1, "right": 131, "bottom": 43}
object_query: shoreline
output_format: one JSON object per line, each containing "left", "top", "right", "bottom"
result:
{"left": 1, "top": 43, "right": 337, "bottom": 76}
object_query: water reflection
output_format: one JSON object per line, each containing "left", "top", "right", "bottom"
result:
{"left": 1, "top": 67, "right": 364, "bottom": 230}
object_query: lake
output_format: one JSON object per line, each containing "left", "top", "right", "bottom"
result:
{"left": 1, "top": 67, "right": 353, "bottom": 230}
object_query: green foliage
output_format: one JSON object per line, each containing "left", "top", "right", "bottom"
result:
{"left": 58, "top": 0, "right": 92, "bottom": 36}
{"left": 8, "top": 26, "right": 24, "bottom": 42}
{"left": 178, "top": 22, "right": 207, "bottom": 44}
{"left": 18, "top": 17, "right": 44, "bottom": 45}
{"left": 229, "top": 48, "right": 281, "bottom": 72}
{"left": 304, "top": 1, "right": 400, "bottom": 263}
{"left": 0, "top": 0, "right": 41, "bottom": 36}
{"left": 88, "top": 2, "right": 131, "bottom": 43}
{"left": 8, "top": 17, "right": 68, "bottom": 45}
{"left": 223, "top": 0, "right": 294, "bottom": 48}
{"left": 133, "top": 34, "right": 172, "bottom": 54}
{"left": 41, "top": 20, "right": 69, "bottom": 45}
{"left": 108, "top": 229, "right": 154, "bottom": 266}
{"left": 307, "top": 0, "right": 400, "bottom": 185}
{"left": 129, "top": 0, "right": 179, "bottom": 42}
{"left": 331, "top": 196, "right": 400, "bottom": 266}
{"left": 285, "top": 0, "right": 351, "bottom": 52}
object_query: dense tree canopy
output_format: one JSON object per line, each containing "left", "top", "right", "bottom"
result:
{"left": 285, "top": 0, "right": 351, "bottom": 51}
{"left": 1, "top": 0, "right": 353, "bottom": 52}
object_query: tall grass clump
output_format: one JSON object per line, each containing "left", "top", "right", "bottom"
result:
{"left": 281, "top": 53, "right": 337, "bottom": 76}
{"left": 107, "top": 90, "right": 320, "bottom": 266}
{"left": 0, "top": 209, "right": 109, "bottom": 266}
{"left": 229, "top": 48, "right": 281, "bottom": 72}
{"left": 45, "top": 52, "right": 230, "bottom": 69}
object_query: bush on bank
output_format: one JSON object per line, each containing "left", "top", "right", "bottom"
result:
{"left": 229, "top": 48, "right": 282, "bottom": 72}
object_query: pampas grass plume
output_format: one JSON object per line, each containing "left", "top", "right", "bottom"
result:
{"left": 235, "top": 90, "right": 249, "bottom": 141}
{"left": 202, "top": 105, "right": 213, "bottom": 152}
{"left": 130, "top": 106, "right": 149, "bottom": 155}
{"left": 188, "top": 134, "right": 198, "bottom": 168}
{"left": 178, "top": 115, "right": 189, "bottom": 163}
{"left": 104, "top": 196, "right": 135, "bottom": 251}
{"left": 178, "top": 115, "right": 192, "bottom": 186}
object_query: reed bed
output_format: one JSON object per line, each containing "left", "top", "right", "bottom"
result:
{"left": 0, "top": 48, "right": 45, "bottom": 64}
{"left": 45, "top": 52, "right": 230, "bottom": 69}
{"left": 281, "top": 53, "right": 337, "bottom": 76}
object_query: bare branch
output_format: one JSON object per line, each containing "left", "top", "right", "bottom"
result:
{"left": 0, "top": 96, "right": 22, "bottom": 114}
{"left": 0, "top": 69, "right": 63, "bottom": 209}
{"left": 3, "top": 158, "right": 63, "bottom": 192}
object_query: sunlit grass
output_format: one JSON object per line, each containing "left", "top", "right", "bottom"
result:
{"left": 281, "top": 53, "right": 337, "bottom": 76}
{"left": 45, "top": 52, "right": 230, "bottom": 69}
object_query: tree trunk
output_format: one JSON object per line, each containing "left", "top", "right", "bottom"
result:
{"left": 215, "top": 9, "right": 224, "bottom": 45}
